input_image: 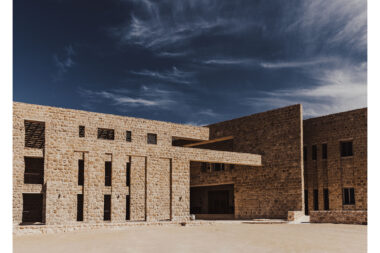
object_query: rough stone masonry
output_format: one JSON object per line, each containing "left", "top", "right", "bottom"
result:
{"left": 13, "top": 102, "right": 367, "bottom": 234}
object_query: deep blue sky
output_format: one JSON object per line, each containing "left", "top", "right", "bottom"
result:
{"left": 14, "top": 0, "right": 367, "bottom": 125}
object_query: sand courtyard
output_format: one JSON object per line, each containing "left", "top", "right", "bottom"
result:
{"left": 13, "top": 222, "right": 367, "bottom": 253}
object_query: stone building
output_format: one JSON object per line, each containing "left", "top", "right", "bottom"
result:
{"left": 13, "top": 102, "right": 367, "bottom": 232}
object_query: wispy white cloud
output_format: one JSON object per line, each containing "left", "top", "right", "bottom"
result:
{"left": 244, "top": 63, "right": 367, "bottom": 117}
{"left": 110, "top": 0, "right": 263, "bottom": 50}
{"left": 197, "top": 109, "right": 219, "bottom": 118}
{"left": 78, "top": 85, "right": 177, "bottom": 109}
{"left": 130, "top": 66, "right": 195, "bottom": 84}
{"left": 53, "top": 45, "right": 76, "bottom": 81}
{"left": 203, "top": 58, "right": 256, "bottom": 66}
{"left": 156, "top": 51, "right": 190, "bottom": 58}
{"left": 259, "top": 58, "right": 333, "bottom": 69}
{"left": 289, "top": 0, "right": 366, "bottom": 52}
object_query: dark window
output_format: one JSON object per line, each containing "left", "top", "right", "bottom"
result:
{"left": 340, "top": 141, "right": 353, "bottom": 157}
{"left": 343, "top": 188, "right": 355, "bottom": 205}
{"left": 322, "top": 144, "right": 327, "bottom": 159}
{"left": 22, "top": 193, "right": 43, "bottom": 223}
{"left": 147, "top": 133, "right": 157, "bottom": 144}
{"left": 24, "top": 157, "right": 44, "bottom": 184}
{"left": 126, "top": 131, "right": 132, "bottom": 142}
{"left": 304, "top": 190, "right": 309, "bottom": 215}
{"left": 313, "top": 189, "right": 319, "bottom": 210}
{"left": 126, "top": 195, "right": 130, "bottom": 220}
{"left": 105, "top": 161, "right": 112, "bottom": 186}
{"left": 303, "top": 147, "right": 307, "bottom": 161}
{"left": 323, "top": 189, "right": 329, "bottom": 210}
{"left": 77, "top": 194, "right": 83, "bottom": 221}
{"left": 213, "top": 163, "right": 225, "bottom": 171}
{"left": 312, "top": 145, "right": 317, "bottom": 160}
{"left": 97, "top": 128, "right": 115, "bottom": 140}
{"left": 104, "top": 195, "right": 111, "bottom": 221}
{"left": 126, "top": 162, "right": 131, "bottom": 187}
{"left": 24, "top": 120, "right": 45, "bottom": 149}
{"left": 78, "top": 159, "right": 84, "bottom": 186}
{"left": 201, "top": 162, "right": 207, "bottom": 172}
{"left": 79, "top": 126, "right": 85, "bottom": 137}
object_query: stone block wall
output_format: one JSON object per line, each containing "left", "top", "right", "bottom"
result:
{"left": 13, "top": 102, "right": 261, "bottom": 231}
{"left": 190, "top": 105, "right": 304, "bottom": 219}
{"left": 310, "top": 210, "right": 367, "bottom": 225}
{"left": 303, "top": 108, "right": 367, "bottom": 213}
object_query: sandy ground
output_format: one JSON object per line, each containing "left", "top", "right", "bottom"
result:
{"left": 13, "top": 223, "right": 367, "bottom": 253}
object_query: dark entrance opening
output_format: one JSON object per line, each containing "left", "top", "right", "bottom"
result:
{"left": 304, "top": 190, "right": 309, "bottom": 215}
{"left": 190, "top": 184, "right": 234, "bottom": 219}
{"left": 22, "top": 193, "right": 43, "bottom": 224}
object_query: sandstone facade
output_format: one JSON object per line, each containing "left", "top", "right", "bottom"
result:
{"left": 13, "top": 102, "right": 261, "bottom": 231}
{"left": 13, "top": 102, "right": 367, "bottom": 232}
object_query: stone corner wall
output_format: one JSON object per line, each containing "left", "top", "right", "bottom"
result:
{"left": 287, "top": 211, "right": 304, "bottom": 221}
{"left": 310, "top": 210, "right": 367, "bottom": 225}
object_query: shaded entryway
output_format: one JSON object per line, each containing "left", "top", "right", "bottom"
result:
{"left": 22, "top": 193, "right": 43, "bottom": 224}
{"left": 190, "top": 184, "right": 234, "bottom": 219}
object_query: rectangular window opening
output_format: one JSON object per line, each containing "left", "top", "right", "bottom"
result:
{"left": 343, "top": 188, "right": 355, "bottom": 205}
{"left": 105, "top": 161, "right": 112, "bottom": 186}
{"left": 77, "top": 194, "right": 83, "bottom": 221}
{"left": 322, "top": 144, "right": 327, "bottom": 159}
{"left": 323, "top": 188, "right": 329, "bottom": 210}
{"left": 313, "top": 189, "right": 319, "bottom": 210}
{"left": 22, "top": 193, "right": 43, "bottom": 223}
{"left": 78, "top": 159, "right": 84, "bottom": 186}
{"left": 303, "top": 147, "right": 307, "bottom": 161}
{"left": 24, "top": 157, "right": 44, "bottom": 184}
{"left": 126, "top": 195, "right": 130, "bottom": 220}
{"left": 126, "top": 131, "right": 132, "bottom": 142}
{"left": 312, "top": 145, "right": 317, "bottom": 160}
{"left": 79, "top": 126, "right": 85, "bottom": 138}
{"left": 147, "top": 133, "right": 157, "bottom": 144}
{"left": 104, "top": 195, "right": 111, "bottom": 221}
{"left": 97, "top": 128, "right": 115, "bottom": 140}
{"left": 340, "top": 141, "right": 353, "bottom": 157}
{"left": 24, "top": 120, "right": 45, "bottom": 149}
{"left": 126, "top": 162, "right": 131, "bottom": 187}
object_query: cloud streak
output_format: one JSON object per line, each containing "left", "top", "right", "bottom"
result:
{"left": 53, "top": 45, "right": 75, "bottom": 81}
{"left": 130, "top": 67, "right": 195, "bottom": 84}
{"left": 244, "top": 63, "right": 367, "bottom": 117}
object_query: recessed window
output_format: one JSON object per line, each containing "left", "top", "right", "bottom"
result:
{"left": 126, "top": 131, "right": 132, "bottom": 142}
{"left": 213, "top": 163, "right": 225, "bottom": 171}
{"left": 313, "top": 189, "right": 319, "bottom": 210}
{"left": 126, "top": 195, "right": 130, "bottom": 221}
{"left": 78, "top": 159, "right": 84, "bottom": 186}
{"left": 104, "top": 195, "right": 111, "bottom": 221}
{"left": 201, "top": 162, "right": 207, "bottom": 172}
{"left": 322, "top": 144, "right": 327, "bottom": 159}
{"left": 98, "top": 128, "right": 115, "bottom": 140}
{"left": 340, "top": 141, "right": 353, "bottom": 157}
{"left": 323, "top": 188, "right": 329, "bottom": 210}
{"left": 22, "top": 193, "right": 43, "bottom": 223}
{"left": 126, "top": 162, "right": 131, "bottom": 187}
{"left": 105, "top": 161, "right": 112, "bottom": 186}
{"left": 24, "top": 120, "right": 45, "bottom": 149}
{"left": 79, "top": 126, "right": 85, "bottom": 138}
{"left": 147, "top": 133, "right": 157, "bottom": 144}
{"left": 303, "top": 147, "right": 307, "bottom": 161}
{"left": 77, "top": 194, "right": 83, "bottom": 221}
{"left": 24, "top": 157, "right": 44, "bottom": 184}
{"left": 312, "top": 145, "right": 317, "bottom": 160}
{"left": 343, "top": 188, "right": 355, "bottom": 205}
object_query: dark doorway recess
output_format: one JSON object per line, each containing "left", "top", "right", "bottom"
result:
{"left": 190, "top": 184, "right": 234, "bottom": 219}
{"left": 22, "top": 193, "right": 43, "bottom": 224}
{"left": 305, "top": 190, "right": 309, "bottom": 215}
